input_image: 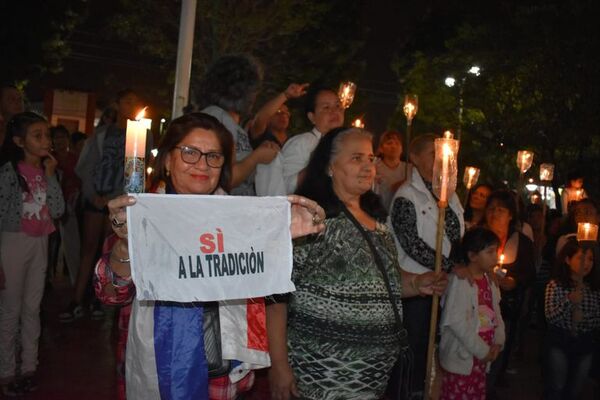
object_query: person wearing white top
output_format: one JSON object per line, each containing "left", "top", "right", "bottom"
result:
{"left": 255, "top": 88, "right": 344, "bottom": 196}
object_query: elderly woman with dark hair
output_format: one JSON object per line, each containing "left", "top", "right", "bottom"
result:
{"left": 197, "top": 54, "right": 280, "bottom": 196}
{"left": 267, "top": 127, "right": 447, "bottom": 400}
{"left": 481, "top": 189, "right": 535, "bottom": 392}
{"left": 96, "top": 112, "right": 326, "bottom": 400}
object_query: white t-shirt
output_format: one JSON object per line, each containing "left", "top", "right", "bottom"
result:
{"left": 255, "top": 128, "right": 322, "bottom": 196}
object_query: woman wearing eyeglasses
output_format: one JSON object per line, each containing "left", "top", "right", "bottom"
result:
{"left": 94, "top": 112, "right": 326, "bottom": 400}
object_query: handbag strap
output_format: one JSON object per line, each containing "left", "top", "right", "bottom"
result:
{"left": 341, "top": 207, "right": 408, "bottom": 346}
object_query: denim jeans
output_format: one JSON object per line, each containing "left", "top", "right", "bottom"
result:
{"left": 543, "top": 325, "right": 596, "bottom": 400}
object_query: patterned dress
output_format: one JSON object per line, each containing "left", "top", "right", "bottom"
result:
{"left": 288, "top": 213, "right": 405, "bottom": 400}
{"left": 441, "top": 277, "right": 496, "bottom": 400}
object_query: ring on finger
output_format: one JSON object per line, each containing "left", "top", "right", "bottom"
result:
{"left": 111, "top": 216, "right": 126, "bottom": 228}
{"left": 312, "top": 213, "right": 324, "bottom": 225}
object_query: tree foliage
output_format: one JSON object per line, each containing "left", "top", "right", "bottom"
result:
{"left": 110, "top": 0, "right": 367, "bottom": 124}
{"left": 391, "top": 0, "right": 600, "bottom": 197}
{"left": 0, "top": 1, "right": 89, "bottom": 82}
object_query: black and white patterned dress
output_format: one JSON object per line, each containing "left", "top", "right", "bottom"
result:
{"left": 288, "top": 213, "right": 406, "bottom": 400}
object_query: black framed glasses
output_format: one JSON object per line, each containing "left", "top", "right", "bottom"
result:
{"left": 175, "top": 146, "right": 225, "bottom": 168}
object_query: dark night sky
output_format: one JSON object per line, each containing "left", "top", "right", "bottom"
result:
{"left": 29, "top": 0, "right": 456, "bottom": 134}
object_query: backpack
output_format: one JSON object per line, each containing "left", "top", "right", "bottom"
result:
{"left": 94, "top": 125, "right": 125, "bottom": 196}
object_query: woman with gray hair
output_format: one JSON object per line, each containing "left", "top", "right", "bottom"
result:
{"left": 267, "top": 127, "right": 448, "bottom": 400}
{"left": 197, "top": 54, "right": 279, "bottom": 195}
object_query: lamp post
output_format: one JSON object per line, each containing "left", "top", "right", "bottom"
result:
{"left": 444, "top": 65, "right": 481, "bottom": 141}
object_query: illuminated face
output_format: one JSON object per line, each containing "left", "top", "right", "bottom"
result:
{"left": 379, "top": 135, "right": 402, "bottom": 159}
{"left": 566, "top": 248, "right": 594, "bottom": 278}
{"left": 308, "top": 90, "right": 344, "bottom": 134}
{"left": 470, "top": 186, "right": 492, "bottom": 210}
{"left": 14, "top": 122, "right": 51, "bottom": 160}
{"left": 52, "top": 131, "right": 70, "bottom": 154}
{"left": 470, "top": 244, "right": 499, "bottom": 272}
{"left": 330, "top": 133, "right": 377, "bottom": 198}
{"left": 165, "top": 128, "right": 223, "bottom": 195}
{"left": 485, "top": 199, "right": 513, "bottom": 232}
{"left": 269, "top": 104, "right": 290, "bottom": 132}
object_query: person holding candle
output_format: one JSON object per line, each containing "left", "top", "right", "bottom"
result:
{"left": 0, "top": 112, "right": 65, "bottom": 396}
{"left": 60, "top": 89, "right": 145, "bottom": 322}
{"left": 555, "top": 198, "right": 599, "bottom": 255}
{"left": 480, "top": 189, "right": 536, "bottom": 392}
{"left": 267, "top": 127, "right": 447, "bottom": 400}
{"left": 255, "top": 86, "right": 345, "bottom": 196}
{"left": 375, "top": 130, "right": 408, "bottom": 211}
{"left": 560, "top": 170, "right": 588, "bottom": 215}
{"left": 464, "top": 183, "right": 494, "bottom": 229}
{"left": 388, "top": 133, "right": 465, "bottom": 398}
{"left": 439, "top": 227, "right": 505, "bottom": 400}
{"left": 543, "top": 237, "right": 600, "bottom": 399}
{"left": 96, "top": 112, "right": 326, "bottom": 400}
{"left": 196, "top": 54, "right": 280, "bottom": 196}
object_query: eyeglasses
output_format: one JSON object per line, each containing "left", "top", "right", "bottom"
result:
{"left": 175, "top": 146, "right": 225, "bottom": 168}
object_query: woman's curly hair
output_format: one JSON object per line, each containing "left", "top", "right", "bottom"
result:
{"left": 196, "top": 54, "right": 263, "bottom": 116}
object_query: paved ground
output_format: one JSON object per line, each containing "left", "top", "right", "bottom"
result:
{"left": 6, "top": 276, "right": 598, "bottom": 399}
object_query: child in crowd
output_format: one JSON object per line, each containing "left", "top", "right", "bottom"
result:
{"left": 0, "top": 112, "right": 65, "bottom": 396}
{"left": 544, "top": 237, "right": 600, "bottom": 399}
{"left": 440, "top": 227, "right": 506, "bottom": 399}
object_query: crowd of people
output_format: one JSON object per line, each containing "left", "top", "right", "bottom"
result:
{"left": 0, "top": 53, "right": 598, "bottom": 400}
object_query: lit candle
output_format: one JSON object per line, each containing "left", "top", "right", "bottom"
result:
{"left": 495, "top": 254, "right": 507, "bottom": 277}
{"left": 338, "top": 81, "right": 356, "bottom": 109}
{"left": 352, "top": 118, "right": 364, "bottom": 129}
{"left": 516, "top": 150, "right": 533, "bottom": 173}
{"left": 577, "top": 222, "right": 598, "bottom": 242}
{"left": 576, "top": 189, "right": 583, "bottom": 201}
{"left": 440, "top": 143, "right": 451, "bottom": 202}
{"left": 403, "top": 94, "right": 418, "bottom": 122}
{"left": 463, "top": 166, "right": 480, "bottom": 190}
{"left": 539, "top": 163, "right": 555, "bottom": 182}
{"left": 125, "top": 108, "right": 151, "bottom": 193}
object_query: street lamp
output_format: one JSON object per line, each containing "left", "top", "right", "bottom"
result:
{"left": 444, "top": 65, "right": 481, "bottom": 140}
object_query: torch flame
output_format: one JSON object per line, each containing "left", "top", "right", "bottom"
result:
{"left": 135, "top": 107, "right": 148, "bottom": 121}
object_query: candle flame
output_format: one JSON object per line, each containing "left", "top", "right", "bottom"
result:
{"left": 146, "top": 167, "right": 153, "bottom": 175}
{"left": 442, "top": 143, "right": 453, "bottom": 157}
{"left": 499, "top": 254, "right": 505, "bottom": 264}
{"left": 443, "top": 130, "right": 453, "bottom": 139}
{"left": 468, "top": 168, "right": 476, "bottom": 177}
{"left": 135, "top": 107, "right": 148, "bottom": 121}
{"left": 352, "top": 118, "right": 364, "bottom": 128}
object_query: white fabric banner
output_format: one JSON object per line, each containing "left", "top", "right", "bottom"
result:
{"left": 126, "top": 194, "right": 294, "bottom": 302}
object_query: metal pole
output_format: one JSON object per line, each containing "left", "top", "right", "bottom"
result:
{"left": 171, "top": 0, "right": 198, "bottom": 119}
{"left": 457, "top": 83, "right": 464, "bottom": 141}
{"left": 424, "top": 201, "right": 447, "bottom": 399}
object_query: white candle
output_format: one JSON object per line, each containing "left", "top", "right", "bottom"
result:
{"left": 440, "top": 143, "right": 450, "bottom": 202}
{"left": 577, "top": 222, "right": 598, "bottom": 241}
{"left": 126, "top": 108, "right": 150, "bottom": 158}
{"left": 125, "top": 108, "right": 151, "bottom": 193}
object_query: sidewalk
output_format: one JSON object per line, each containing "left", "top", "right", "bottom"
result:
{"left": 8, "top": 275, "right": 598, "bottom": 399}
